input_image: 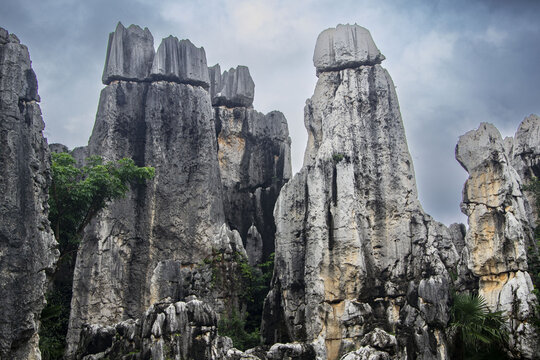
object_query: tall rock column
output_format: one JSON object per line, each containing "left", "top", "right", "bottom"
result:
{"left": 209, "top": 64, "right": 292, "bottom": 264}
{"left": 66, "top": 24, "right": 243, "bottom": 357}
{"left": 0, "top": 28, "right": 58, "bottom": 359}
{"left": 263, "top": 24, "right": 459, "bottom": 360}
{"left": 457, "top": 122, "right": 539, "bottom": 358}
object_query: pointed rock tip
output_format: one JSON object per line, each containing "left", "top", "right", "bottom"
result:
{"left": 313, "top": 23, "right": 385, "bottom": 74}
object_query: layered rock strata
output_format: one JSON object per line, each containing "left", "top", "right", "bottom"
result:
{"left": 66, "top": 24, "right": 245, "bottom": 357}
{"left": 210, "top": 64, "right": 291, "bottom": 263}
{"left": 0, "top": 27, "right": 58, "bottom": 359}
{"left": 457, "top": 121, "right": 539, "bottom": 358}
{"left": 263, "top": 24, "right": 460, "bottom": 360}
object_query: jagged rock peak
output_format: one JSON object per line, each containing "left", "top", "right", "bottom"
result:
{"left": 313, "top": 23, "right": 385, "bottom": 75}
{"left": 150, "top": 35, "right": 210, "bottom": 88}
{"left": 102, "top": 22, "right": 154, "bottom": 85}
{"left": 208, "top": 64, "right": 255, "bottom": 107}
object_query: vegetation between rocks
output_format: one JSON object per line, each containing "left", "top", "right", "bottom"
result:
{"left": 39, "top": 153, "right": 154, "bottom": 360}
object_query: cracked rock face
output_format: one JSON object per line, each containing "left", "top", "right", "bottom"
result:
{"left": 0, "top": 27, "right": 58, "bottom": 359}
{"left": 313, "top": 24, "right": 385, "bottom": 74}
{"left": 457, "top": 122, "right": 539, "bottom": 358}
{"left": 263, "top": 24, "right": 459, "bottom": 360}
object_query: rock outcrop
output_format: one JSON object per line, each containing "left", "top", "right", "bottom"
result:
{"left": 262, "top": 24, "right": 460, "bottom": 360}
{"left": 212, "top": 65, "right": 291, "bottom": 263}
{"left": 150, "top": 36, "right": 210, "bottom": 87}
{"left": 209, "top": 64, "right": 255, "bottom": 108}
{"left": 67, "top": 24, "right": 291, "bottom": 358}
{"left": 74, "top": 298, "right": 234, "bottom": 360}
{"left": 102, "top": 22, "right": 154, "bottom": 84}
{"left": 66, "top": 25, "right": 237, "bottom": 357}
{"left": 457, "top": 121, "right": 539, "bottom": 358}
{"left": 0, "top": 27, "right": 58, "bottom": 359}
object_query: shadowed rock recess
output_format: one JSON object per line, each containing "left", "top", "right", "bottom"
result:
{"left": 1, "top": 22, "right": 539, "bottom": 360}
{"left": 0, "top": 27, "right": 58, "bottom": 359}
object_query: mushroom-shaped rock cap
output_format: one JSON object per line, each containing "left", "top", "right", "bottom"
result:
{"left": 150, "top": 36, "right": 210, "bottom": 88}
{"left": 313, "top": 24, "right": 385, "bottom": 74}
{"left": 208, "top": 64, "right": 255, "bottom": 107}
{"left": 102, "top": 22, "right": 155, "bottom": 84}
{"left": 456, "top": 122, "right": 506, "bottom": 172}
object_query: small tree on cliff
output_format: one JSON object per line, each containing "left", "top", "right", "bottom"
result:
{"left": 40, "top": 152, "right": 154, "bottom": 360}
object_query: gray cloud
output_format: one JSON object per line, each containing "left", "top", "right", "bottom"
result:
{"left": 1, "top": 0, "right": 538, "bottom": 226}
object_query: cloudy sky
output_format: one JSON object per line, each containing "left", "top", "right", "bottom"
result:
{"left": 2, "top": 0, "right": 539, "bottom": 225}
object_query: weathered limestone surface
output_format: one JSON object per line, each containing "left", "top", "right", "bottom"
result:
{"left": 457, "top": 122, "right": 539, "bottom": 358}
{"left": 0, "top": 27, "right": 58, "bottom": 359}
{"left": 209, "top": 64, "right": 255, "bottom": 107}
{"left": 102, "top": 22, "right": 154, "bottom": 84}
{"left": 66, "top": 26, "right": 246, "bottom": 357}
{"left": 150, "top": 36, "right": 210, "bottom": 87}
{"left": 74, "top": 298, "right": 234, "bottom": 360}
{"left": 216, "top": 104, "right": 291, "bottom": 262}
{"left": 263, "top": 24, "right": 460, "bottom": 360}
{"left": 505, "top": 115, "right": 540, "bottom": 225}
{"left": 313, "top": 24, "right": 385, "bottom": 74}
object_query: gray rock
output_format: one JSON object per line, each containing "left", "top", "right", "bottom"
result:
{"left": 102, "top": 22, "right": 154, "bottom": 84}
{"left": 216, "top": 106, "right": 291, "bottom": 262}
{"left": 49, "top": 142, "right": 69, "bottom": 153}
{"left": 246, "top": 225, "right": 263, "bottom": 266}
{"left": 74, "top": 299, "right": 234, "bottom": 360}
{"left": 456, "top": 123, "right": 529, "bottom": 275}
{"left": 313, "top": 24, "right": 385, "bottom": 75}
{"left": 0, "top": 27, "right": 58, "bottom": 359}
{"left": 209, "top": 64, "right": 255, "bottom": 107}
{"left": 457, "top": 121, "right": 539, "bottom": 358}
{"left": 71, "top": 146, "right": 88, "bottom": 167}
{"left": 66, "top": 78, "right": 232, "bottom": 355}
{"left": 511, "top": 114, "right": 540, "bottom": 226}
{"left": 263, "top": 25, "right": 456, "bottom": 360}
{"left": 150, "top": 36, "right": 210, "bottom": 87}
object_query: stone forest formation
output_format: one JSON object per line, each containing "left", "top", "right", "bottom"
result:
{"left": 0, "top": 22, "right": 539, "bottom": 360}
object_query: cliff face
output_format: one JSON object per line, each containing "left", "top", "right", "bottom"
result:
{"left": 262, "top": 24, "right": 461, "bottom": 360}
{"left": 210, "top": 64, "right": 292, "bottom": 264}
{"left": 0, "top": 28, "right": 58, "bottom": 359}
{"left": 457, "top": 121, "right": 539, "bottom": 358}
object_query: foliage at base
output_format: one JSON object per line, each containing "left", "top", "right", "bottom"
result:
{"left": 449, "top": 292, "right": 508, "bottom": 359}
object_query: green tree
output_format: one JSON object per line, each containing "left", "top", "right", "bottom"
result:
{"left": 39, "top": 152, "right": 154, "bottom": 359}
{"left": 449, "top": 292, "right": 508, "bottom": 360}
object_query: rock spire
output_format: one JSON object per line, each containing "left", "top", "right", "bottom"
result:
{"left": 263, "top": 23, "right": 459, "bottom": 360}
{"left": 0, "top": 27, "right": 58, "bottom": 359}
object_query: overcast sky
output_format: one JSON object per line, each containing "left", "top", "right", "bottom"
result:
{"left": 2, "top": 0, "right": 539, "bottom": 225}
